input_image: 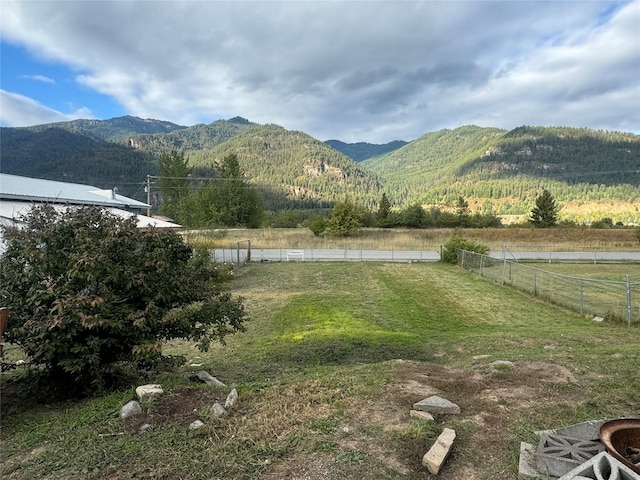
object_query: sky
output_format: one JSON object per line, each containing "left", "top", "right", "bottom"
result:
{"left": 1, "top": 1, "right": 639, "bottom": 144}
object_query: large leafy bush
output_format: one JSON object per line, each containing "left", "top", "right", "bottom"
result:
{"left": 0, "top": 205, "right": 246, "bottom": 393}
{"left": 441, "top": 234, "right": 489, "bottom": 264}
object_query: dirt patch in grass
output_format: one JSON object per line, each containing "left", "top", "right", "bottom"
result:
{"left": 329, "top": 360, "right": 578, "bottom": 480}
{"left": 260, "top": 451, "right": 338, "bottom": 480}
{"left": 121, "top": 386, "right": 226, "bottom": 433}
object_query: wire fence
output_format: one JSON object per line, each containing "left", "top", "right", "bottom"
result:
{"left": 458, "top": 249, "right": 639, "bottom": 325}
{"left": 211, "top": 245, "right": 442, "bottom": 264}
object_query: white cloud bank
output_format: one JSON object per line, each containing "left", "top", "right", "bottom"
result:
{"left": 0, "top": 90, "right": 93, "bottom": 127}
{"left": 1, "top": 1, "right": 638, "bottom": 142}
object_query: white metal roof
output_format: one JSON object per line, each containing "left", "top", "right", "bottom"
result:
{"left": 0, "top": 200, "right": 181, "bottom": 229}
{"left": 0, "top": 173, "right": 149, "bottom": 209}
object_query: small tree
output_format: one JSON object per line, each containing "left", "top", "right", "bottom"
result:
{"left": 211, "top": 153, "right": 264, "bottom": 228}
{"left": 326, "top": 198, "right": 362, "bottom": 236}
{"left": 455, "top": 196, "right": 470, "bottom": 226}
{"left": 0, "top": 205, "right": 247, "bottom": 394}
{"left": 157, "top": 150, "right": 191, "bottom": 222}
{"left": 375, "top": 193, "right": 391, "bottom": 226}
{"left": 401, "top": 204, "right": 429, "bottom": 228}
{"left": 528, "top": 189, "right": 559, "bottom": 228}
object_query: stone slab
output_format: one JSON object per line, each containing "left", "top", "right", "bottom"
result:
{"left": 413, "top": 395, "right": 460, "bottom": 415}
{"left": 518, "top": 442, "right": 541, "bottom": 480}
{"left": 535, "top": 420, "right": 606, "bottom": 442}
{"left": 194, "top": 370, "right": 226, "bottom": 387}
{"left": 422, "top": 427, "right": 456, "bottom": 475}
{"left": 410, "top": 410, "right": 435, "bottom": 421}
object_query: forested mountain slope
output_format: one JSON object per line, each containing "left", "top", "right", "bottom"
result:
{"left": 186, "top": 124, "right": 384, "bottom": 210}
{"left": 2, "top": 116, "right": 638, "bottom": 223}
{"left": 126, "top": 117, "right": 259, "bottom": 152}
{"left": 0, "top": 126, "right": 156, "bottom": 198}
{"left": 365, "top": 125, "right": 640, "bottom": 223}
{"left": 324, "top": 139, "right": 408, "bottom": 162}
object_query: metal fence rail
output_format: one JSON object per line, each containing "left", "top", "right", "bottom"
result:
{"left": 211, "top": 247, "right": 442, "bottom": 264}
{"left": 458, "top": 249, "right": 638, "bottom": 325}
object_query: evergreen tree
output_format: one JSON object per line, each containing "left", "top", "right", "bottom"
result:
{"left": 455, "top": 196, "right": 470, "bottom": 226}
{"left": 157, "top": 150, "right": 191, "bottom": 222}
{"left": 326, "top": 198, "right": 362, "bottom": 236}
{"left": 211, "top": 153, "right": 264, "bottom": 228}
{"left": 375, "top": 193, "right": 391, "bottom": 226}
{"left": 528, "top": 189, "right": 559, "bottom": 227}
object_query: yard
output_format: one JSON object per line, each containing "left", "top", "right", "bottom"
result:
{"left": 1, "top": 261, "right": 639, "bottom": 479}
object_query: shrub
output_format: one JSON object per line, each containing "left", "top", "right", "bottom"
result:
{"left": 441, "top": 234, "right": 489, "bottom": 264}
{"left": 0, "top": 205, "right": 247, "bottom": 395}
{"left": 306, "top": 216, "right": 327, "bottom": 236}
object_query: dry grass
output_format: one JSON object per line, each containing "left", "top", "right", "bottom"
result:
{"left": 182, "top": 227, "right": 640, "bottom": 252}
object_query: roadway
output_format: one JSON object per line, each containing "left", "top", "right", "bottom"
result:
{"left": 212, "top": 248, "right": 640, "bottom": 264}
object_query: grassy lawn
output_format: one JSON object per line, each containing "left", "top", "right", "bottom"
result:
{"left": 2, "top": 262, "right": 639, "bottom": 479}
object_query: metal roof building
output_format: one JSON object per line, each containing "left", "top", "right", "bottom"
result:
{"left": 0, "top": 174, "right": 180, "bottom": 230}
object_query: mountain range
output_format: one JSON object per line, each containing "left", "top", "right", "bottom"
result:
{"left": 1, "top": 116, "right": 638, "bottom": 224}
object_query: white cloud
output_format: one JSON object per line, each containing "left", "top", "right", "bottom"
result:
{"left": 21, "top": 74, "right": 56, "bottom": 84}
{"left": 0, "top": 89, "right": 93, "bottom": 127}
{"left": 1, "top": 1, "right": 638, "bottom": 142}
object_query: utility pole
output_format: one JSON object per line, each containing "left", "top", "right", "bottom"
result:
{"left": 145, "top": 175, "right": 151, "bottom": 216}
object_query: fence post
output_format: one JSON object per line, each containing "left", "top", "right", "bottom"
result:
{"left": 502, "top": 257, "right": 507, "bottom": 285}
{"left": 480, "top": 255, "right": 484, "bottom": 276}
{"left": 461, "top": 249, "right": 465, "bottom": 269}
{"left": 626, "top": 275, "right": 632, "bottom": 326}
{"left": 533, "top": 270, "right": 537, "bottom": 296}
{"left": 579, "top": 279, "right": 584, "bottom": 315}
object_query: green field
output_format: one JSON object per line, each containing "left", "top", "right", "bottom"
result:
{"left": 2, "top": 262, "right": 639, "bottom": 479}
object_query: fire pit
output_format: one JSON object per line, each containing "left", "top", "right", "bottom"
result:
{"left": 599, "top": 418, "right": 640, "bottom": 474}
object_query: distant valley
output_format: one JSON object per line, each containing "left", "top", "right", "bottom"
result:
{"left": 1, "top": 116, "right": 638, "bottom": 224}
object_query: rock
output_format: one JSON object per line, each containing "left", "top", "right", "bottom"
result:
{"left": 410, "top": 410, "right": 435, "bottom": 421}
{"left": 543, "top": 345, "right": 557, "bottom": 350}
{"left": 592, "top": 316, "right": 604, "bottom": 322}
{"left": 135, "top": 384, "right": 163, "bottom": 403}
{"left": 224, "top": 388, "right": 238, "bottom": 409}
{"left": 422, "top": 427, "right": 456, "bottom": 475}
{"left": 413, "top": 395, "right": 461, "bottom": 415}
{"left": 491, "top": 360, "right": 515, "bottom": 368}
{"left": 139, "top": 423, "right": 153, "bottom": 433}
{"left": 193, "top": 371, "right": 226, "bottom": 388}
{"left": 189, "top": 420, "right": 205, "bottom": 430}
{"left": 211, "top": 402, "right": 226, "bottom": 418}
{"left": 120, "top": 400, "right": 142, "bottom": 420}
{"left": 472, "top": 355, "right": 490, "bottom": 361}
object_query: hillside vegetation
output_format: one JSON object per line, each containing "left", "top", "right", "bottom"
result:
{"left": 186, "top": 124, "right": 384, "bottom": 210}
{"left": 364, "top": 125, "right": 640, "bottom": 224}
{"left": 1, "top": 117, "right": 638, "bottom": 223}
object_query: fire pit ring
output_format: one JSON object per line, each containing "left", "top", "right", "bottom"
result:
{"left": 599, "top": 418, "right": 640, "bottom": 474}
